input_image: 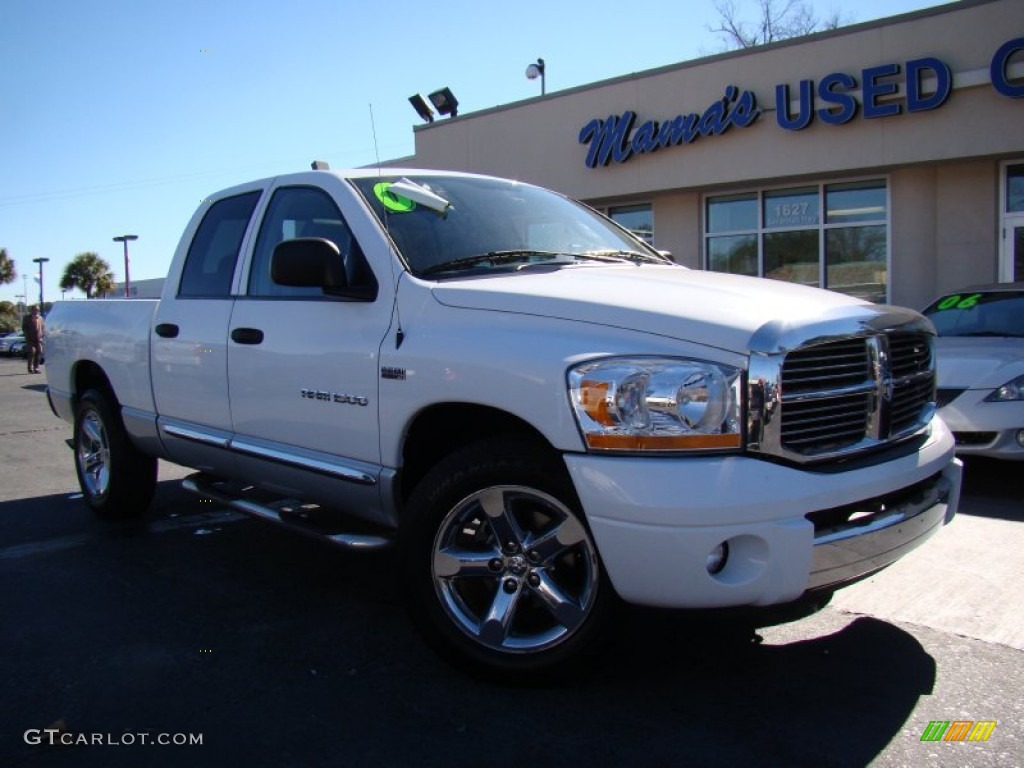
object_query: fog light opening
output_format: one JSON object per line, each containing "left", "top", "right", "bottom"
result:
{"left": 1016, "top": 429, "right": 1024, "bottom": 449}
{"left": 706, "top": 541, "right": 729, "bottom": 575}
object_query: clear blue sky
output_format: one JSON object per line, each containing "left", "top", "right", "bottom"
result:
{"left": 0, "top": 0, "right": 946, "bottom": 304}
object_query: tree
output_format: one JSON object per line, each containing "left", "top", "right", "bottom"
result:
{"left": 709, "top": 0, "right": 849, "bottom": 50}
{"left": 0, "top": 299, "right": 17, "bottom": 333}
{"left": 95, "top": 271, "right": 116, "bottom": 298}
{"left": 60, "top": 252, "right": 116, "bottom": 299}
{"left": 0, "top": 247, "right": 15, "bottom": 287}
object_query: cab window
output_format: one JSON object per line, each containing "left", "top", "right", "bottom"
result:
{"left": 249, "top": 186, "right": 376, "bottom": 299}
{"left": 179, "top": 191, "right": 261, "bottom": 297}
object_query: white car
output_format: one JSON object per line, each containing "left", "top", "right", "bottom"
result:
{"left": 923, "top": 283, "right": 1024, "bottom": 460}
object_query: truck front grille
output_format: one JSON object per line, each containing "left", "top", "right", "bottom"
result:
{"left": 749, "top": 322, "right": 936, "bottom": 464}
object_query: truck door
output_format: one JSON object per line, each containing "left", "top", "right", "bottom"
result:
{"left": 226, "top": 180, "right": 392, "bottom": 502}
{"left": 151, "top": 188, "right": 261, "bottom": 471}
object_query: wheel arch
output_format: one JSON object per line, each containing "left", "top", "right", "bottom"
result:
{"left": 70, "top": 360, "right": 117, "bottom": 412}
{"left": 399, "top": 403, "right": 564, "bottom": 504}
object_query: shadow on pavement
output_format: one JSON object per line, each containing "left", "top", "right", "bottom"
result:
{"left": 2, "top": 485, "right": 935, "bottom": 767}
{"left": 958, "top": 456, "right": 1024, "bottom": 521}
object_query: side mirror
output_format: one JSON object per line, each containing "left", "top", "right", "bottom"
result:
{"left": 271, "top": 238, "right": 348, "bottom": 291}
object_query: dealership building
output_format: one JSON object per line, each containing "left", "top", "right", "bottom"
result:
{"left": 399, "top": 0, "right": 1023, "bottom": 310}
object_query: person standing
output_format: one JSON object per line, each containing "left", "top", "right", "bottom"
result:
{"left": 22, "top": 305, "right": 44, "bottom": 374}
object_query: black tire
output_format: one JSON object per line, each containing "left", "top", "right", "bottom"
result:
{"left": 402, "top": 438, "right": 614, "bottom": 681}
{"left": 73, "top": 389, "right": 157, "bottom": 519}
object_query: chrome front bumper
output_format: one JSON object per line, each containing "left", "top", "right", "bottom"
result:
{"left": 807, "top": 458, "right": 962, "bottom": 591}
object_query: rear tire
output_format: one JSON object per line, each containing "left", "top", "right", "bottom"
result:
{"left": 73, "top": 389, "right": 157, "bottom": 519}
{"left": 402, "top": 438, "right": 614, "bottom": 681}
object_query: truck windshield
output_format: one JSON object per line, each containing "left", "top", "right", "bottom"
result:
{"left": 350, "top": 175, "right": 668, "bottom": 277}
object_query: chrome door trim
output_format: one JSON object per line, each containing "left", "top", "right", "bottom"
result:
{"left": 230, "top": 439, "right": 377, "bottom": 486}
{"left": 162, "top": 423, "right": 230, "bottom": 448}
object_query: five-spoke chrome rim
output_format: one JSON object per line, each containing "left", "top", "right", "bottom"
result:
{"left": 77, "top": 409, "right": 111, "bottom": 499}
{"left": 432, "top": 485, "right": 599, "bottom": 654}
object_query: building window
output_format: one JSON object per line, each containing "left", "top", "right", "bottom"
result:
{"left": 1001, "top": 162, "right": 1024, "bottom": 282}
{"left": 705, "top": 180, "right": 888, "bottom": 303}
{"left": 1007, "top": 164, "right": 1024, "bottom": 213}
{"left": 609, "top": 204, "right": 653, "bottom": 245}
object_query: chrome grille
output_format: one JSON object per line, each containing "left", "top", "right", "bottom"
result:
{"left": 748, "top": 314, "right": 936, "bottom": 464}
{"left": 889, "top": 333, "right": 935, "bottom": 435}
{"left": 780, "top": 338, "right": 874, "bottom": 455}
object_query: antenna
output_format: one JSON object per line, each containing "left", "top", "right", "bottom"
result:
{"left": 370, "top": 103, "right": 405, "bottom": 349}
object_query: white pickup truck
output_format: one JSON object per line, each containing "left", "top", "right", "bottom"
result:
{"left": 46, "top": 165, "right": 961, "bottom": 678}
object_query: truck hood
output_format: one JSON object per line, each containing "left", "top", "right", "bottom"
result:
{"left": 430, "top": 264, "right": 885, "bottom": 354}
{"left": 934, "top": 336, "right": 1024, "bottom": 389}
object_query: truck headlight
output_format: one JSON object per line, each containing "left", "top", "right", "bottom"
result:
{"left": 984, "top": 374, "right": 1024, "bottom": 402}
{"left": 568, "top": 357, "right": 744, "bottom": 452}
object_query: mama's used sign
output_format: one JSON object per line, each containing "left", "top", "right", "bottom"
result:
{"left": 579, "top": 36, "right": 1024, "bottom": 169}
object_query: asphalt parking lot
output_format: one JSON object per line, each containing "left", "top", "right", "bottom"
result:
{"left": 0, "top": 356, "right": 1021, "bottom": 767}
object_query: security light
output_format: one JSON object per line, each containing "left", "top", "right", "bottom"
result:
{"left": 409, "top": 94, "right": 435, "bottom": 123}
{"left": 526, "top": 58, "right": 546, "bottom": 95}
{"left": 428, "top": 87, "right": 459, "bottom": 117}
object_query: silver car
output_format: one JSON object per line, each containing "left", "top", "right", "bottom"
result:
{"left": 0, "top": 332, "right": 24, "bottom": 356}
{"left": 923, "top": 283, "right": 1024, "bottom": 460}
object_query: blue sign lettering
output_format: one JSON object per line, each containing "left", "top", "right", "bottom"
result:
{"left": 817, "top": 72, "right": 858, "bottom": 125}
{"left": 862, "top": 63, "right": 902, "bottom": 119}
{"left": 991, "top": 37, "right": 1024, "bottom": 98}
{"left": 579, "top": 87, "right": 760, "bottom": 168}
{"left": 906, "top": 57, "right": 952, "bottom": 111}
{"left": 578, "top": 111, "right": 637, "bottom": 167}
{"left": 775, "top": 79, "right": 814, "bottom": 130}
{"left": 581, "top": 36, "right": 1022, "bottom": 167}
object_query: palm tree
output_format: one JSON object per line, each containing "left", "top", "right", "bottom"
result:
{"left": 0, "top": 248, "right": 15, "bottom": 287}
{"left": 95, "top": 271, "right": 116, "bottom": 298}
{"left": 60, "top": 252, "right": 116, "bottom": 299}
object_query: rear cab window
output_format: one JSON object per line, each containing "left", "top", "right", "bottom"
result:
{"left": 179, "top": 191, "right": 262, "bottom": 297}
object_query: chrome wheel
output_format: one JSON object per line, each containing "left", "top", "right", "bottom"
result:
{"left": 431, "top": 484, "right": 600, "bottom": 654}
{"left": 72, "top": 389, "right": 157, "bottom": 519}
{"left": 77, "top": 408, "right": 111, "bottom": 500}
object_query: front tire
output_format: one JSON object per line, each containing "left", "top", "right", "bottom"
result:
{"left": 73, "top": 389, "right": 157, "bottom": 519}
{"left": 402, "top": 439, "right": 613, "bottom": 680}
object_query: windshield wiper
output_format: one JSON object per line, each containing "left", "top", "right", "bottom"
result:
{"left": 574, "top": 249, "right": 668, "bottom": 265}
{"left": 420, "top": 250, "right": 563, "bottom": 276}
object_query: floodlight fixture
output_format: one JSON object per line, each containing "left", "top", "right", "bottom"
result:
{"left": 428, "top": 87, "right": 459, "bottom": 117}
{"left": 409, "top": 94, "right": 435, "bottom": 123}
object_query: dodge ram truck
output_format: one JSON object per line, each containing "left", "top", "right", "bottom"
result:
{"left": 45, "top": 165, "right": 962, "bottom": 677}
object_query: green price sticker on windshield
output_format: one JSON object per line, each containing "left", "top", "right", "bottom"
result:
{"left": 373, "top": 182, "right": 416, "bottom": 213}
{"left": 936, "top": 293, "right": 982, "bottom": 310}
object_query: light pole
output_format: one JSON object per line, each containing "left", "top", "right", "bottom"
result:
{"left": 113, "top": 234, "right": 138, "bottom": 298}
{"left": 15, "top": 294, "right": 25, "bottom": 319}
{"left": 32, "top": 257, "right": 49, "bottom": 308}
{"left": 526, "top": 58, "right": 546, "bottom": 95}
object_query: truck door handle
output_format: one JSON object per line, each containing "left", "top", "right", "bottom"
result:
{"left": 155, "top": 323, "right": 179, "bottom": 338}
{"left": 231, "top": 327, "right": 264, "bottom": 345}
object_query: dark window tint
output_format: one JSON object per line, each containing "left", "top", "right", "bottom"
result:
{"left": 249, "top": 186, "right": 376, "bottom": 298}
{"left": 179, "top": 191, "right": 261, "bottom": 297}
{"left": 923, "top": 291, "right": 1024, "bottom": 338}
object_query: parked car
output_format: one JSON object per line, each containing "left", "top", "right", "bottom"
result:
{"left": 923, "top": 283, "right": 1024, "bottom": 459}
{"left": 0, "top": 333, "right": 24, "bottom": 356}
